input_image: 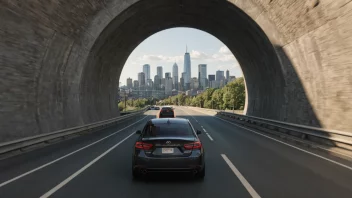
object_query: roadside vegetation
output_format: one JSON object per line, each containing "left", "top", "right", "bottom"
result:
{"left": 159, "top": 77, "right": 245, "bottom": 111}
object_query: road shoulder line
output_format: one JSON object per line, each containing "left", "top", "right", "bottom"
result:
{"left": 221, "top": 154, "right": 261, "bottom": 198}
{"left": 0, "top": 115, "right": 150, "bottom": 188}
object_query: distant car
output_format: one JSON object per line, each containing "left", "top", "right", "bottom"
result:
{"left": 157, "top": 106, "right": 175, "bottom": 118}
{"left": 155, "top": 106, "right": 160, "bottom": 110}
{"left": 132, "top": 118, "right": 205, "bottom": 179}
{"left": 150, "top": 106, "right": 155, "bottom": 110}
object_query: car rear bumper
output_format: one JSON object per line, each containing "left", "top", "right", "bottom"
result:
{"left": 133, "top": 151, "right": 204, "bottom": 172}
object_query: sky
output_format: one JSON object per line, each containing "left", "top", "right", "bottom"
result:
{"left": 120, "top": 27, "right": 243, "bottom": 86}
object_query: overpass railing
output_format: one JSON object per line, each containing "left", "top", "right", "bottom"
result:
{"left": 0, "top": 106, "right": 150, "bottom": 158}
{"left": 216, "top": 111, "right": 352, "bottom": 156}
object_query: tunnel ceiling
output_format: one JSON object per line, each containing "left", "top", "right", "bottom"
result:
{"left": 0, "top": 0, "right": 351, "bottom": 142}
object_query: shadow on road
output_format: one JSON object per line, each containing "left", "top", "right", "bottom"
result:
{"left": 133, "top": 172, "right": 203, "bottom": 184}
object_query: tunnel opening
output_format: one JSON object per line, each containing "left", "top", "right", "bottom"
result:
{"left": 119, "top": 27, "right": 246, "bottom": 111}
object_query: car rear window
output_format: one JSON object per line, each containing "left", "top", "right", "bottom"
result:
{"left": 143, "top": 122, "right": 194, "bottom": 137}
{"left": 160, "top": 108, "right": 174, "bottom": 117}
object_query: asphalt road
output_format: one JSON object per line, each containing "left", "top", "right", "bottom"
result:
{"left": 0, "top": 107, "right": 352, "bottom": 198}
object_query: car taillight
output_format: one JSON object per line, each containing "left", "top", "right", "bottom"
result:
{"left": 184, "top": 141, "right": 202, "bottom": 150}
{"left": 135, "top": 142, "right": 153, "bottom": 150}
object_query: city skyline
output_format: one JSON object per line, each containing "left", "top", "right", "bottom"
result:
{"left": 124, "top": 46, "right": 237, "bottom": 91}
{"left": 120, "top": 52, "right": 240, "bottom": 86}
{"left": 119, "top": 28, "right": 242, "bottom": 86}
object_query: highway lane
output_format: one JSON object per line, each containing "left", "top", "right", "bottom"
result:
{"left": 0, "top": 107, "right": 351, "bottom": 198}
{"left": 0, "top": 112, "right": 153, "bottom": 198}
{"left": 177, "top": 106, "right": 352, "bottom": 198}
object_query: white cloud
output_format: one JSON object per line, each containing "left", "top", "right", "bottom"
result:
{"left": 190, "top": 50, "right": 211, "bottom": 60}
{"left": 135, "top": 45, "right": 238, "bottom": 64}
{"left": 139, "top": 54, "right": 183, "bottom": 63}
{"left": 212, "top": 53, "right": 235, "bottom": 62}
{"left": 219, "top": 46, "right": 231, "bottom": 54}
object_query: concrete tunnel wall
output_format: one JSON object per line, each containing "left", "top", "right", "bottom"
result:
{"left": 0, "top": 0, "right": 351, "bottom": 142}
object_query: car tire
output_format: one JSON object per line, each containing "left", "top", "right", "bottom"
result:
{"left": 196, "top": 166, "right": 205, "bottom": 180}
{"left": 132, "top": 169, "right": 141, "bottom": 180}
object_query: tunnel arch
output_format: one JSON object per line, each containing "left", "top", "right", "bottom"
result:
{"left": 80, "top": 0, "right": 285, "bottom": 126}
{"left": 1, "top": 0, "right": 351, "bottom": 142}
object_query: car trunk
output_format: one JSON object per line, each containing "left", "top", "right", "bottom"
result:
{"left": 142, "top": 136, "right": 196, "bottom": 157}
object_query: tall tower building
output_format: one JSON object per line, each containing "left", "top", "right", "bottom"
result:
{"left": 133, "top": 80, "right": 139, "bottom": 88}
{"left": 143, "top": 64, "right": 150, "bottom": 82}
{"left": 198, "top": 64, "right": 207, "bottom": 89}
{"left": 208, "top": 74, "right": 215, "bottom": 88}
{"left": 216, "top": 70, "right": 224, "bottom": 82}
{"left": 172, "top": 62, "right": 179, "bottom": 90}
{"left": 154, "top": 75, "right": 160, "bottom": 90}
{"left": 138, "top": 72, "right": 145, "bottom": 87}
{"left": 226, "top": 70, "right": 230, "bottom": 80}
{"left": 157, "top": 66, "right": 163, "bottom": 79}
{"left": 165, "top": 72, "right": 171, "bottom": 78}
{"left": 126, "top": 78, "right": 133, "bottom": 89}
{"left": 183, "top": 46, "right": 191, "bottom": 86}
{"left": 165, "top": 77, "right": 173, "bottom": 96}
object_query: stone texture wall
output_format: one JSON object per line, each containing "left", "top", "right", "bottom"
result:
{"left": 0, "top": 0, "right": 351, "bottom": 142}
{"left": 238, "top": 0, "right": 352, "bottom": 131}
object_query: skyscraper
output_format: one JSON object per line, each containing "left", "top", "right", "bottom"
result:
{"left": 126, "top": 78, "right": 133, "bottom": 89}
{"left": 138, "top": 72, "right": 145, "bottom": 87}
{"left": 216, "top": 70, "right": 225, "bottom": 82}
{"left": 157, "top": 66, "right": 163, "bottom": 79}
{"left": 133, "top": 80, "right": 139, "bottom": 88}
{"left": 208, "top": 74, "right": 215, "bottom": 88}
{"left": 172, "top": 63, "right": 179, "bottom": 90}
{"left": 165, "top": 77, "right": 173, "bottom": 96}
{"left": 154, "top": 75, "right": 160, "bottom": 90}
{"left": 226, "top": 70, "right": 230, "bottom": 80}
{"left": 208, "top": 75, "right": 215, "bottom": 81}
{"left": 182, "top": 72, "right": 186, "bottom": 79}
{"left": 198, "top": 64, "right": 207, "bottom": 89}
{"left": 229, "top": 76, "right": 236, "bottom": 82}
{"left": 147, "top": 79, "right": 153, "bottom": 88}
{"left": 183, "top": 46, "right": 191, "bottom": 86}
{"left": 180, "top": 77, "right": 184, "bottom": 91}
{"left": 165, "top": 72, "right": 171, "bottom": 78}
{"left": 143, "top": 64, "right": 150, "bottom": 82}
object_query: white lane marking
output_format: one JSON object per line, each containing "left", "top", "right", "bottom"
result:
{"left": 40, "top": 133, "right": 135, "bottom": 198}
{"left": 216, "top": 116, "right": 352, "bottom": 171}
{"left": 186, "top": 107, "right": 352, "bottom": 171}
{"left": 0, "top": 115, "right": 150, "bottom": 188}
{"left": 206, "top": 133, "right": 214, "bottom": 141}
{"left": 179, "top": 108, "right": 214, "bottom": 141}
{"left": 221, "top": 154, "right": 261, "bottom": 198}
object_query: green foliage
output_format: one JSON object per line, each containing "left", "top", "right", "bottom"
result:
{"left": 165, "top": 77, "right": 245, "bottom": 110}
{"left": 118, "top": 97, "right": 154, "bottom": 111}
{"left": 118, "top": 102, "right": 125, "bottom": 111}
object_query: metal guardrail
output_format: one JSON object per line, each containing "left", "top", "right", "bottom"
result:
{"left": 217, "top": 111, "right": 352, "bottom": 151}
{"left": 0, "top": 107, "right": 149, "bottom": 156}
{"left": 120, "top": 108, "right": 147, "bottom": 115}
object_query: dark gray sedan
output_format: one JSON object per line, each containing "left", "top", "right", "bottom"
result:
{"left": 132, "top": 118, "right": 205, "bottom": 179}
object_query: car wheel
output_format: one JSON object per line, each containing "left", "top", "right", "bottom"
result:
{"left": 132, "top": 169, "right": 141, "bottom": 180}
{"left": 196, "top": 166, "right": 205, "bottom": 180}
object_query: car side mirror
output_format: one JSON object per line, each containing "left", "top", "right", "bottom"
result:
{"left": 197, "top": 130, "right": 202, "bottom": 135}
{"left": 136, "top": 130, "right": 141, "bottom": 135}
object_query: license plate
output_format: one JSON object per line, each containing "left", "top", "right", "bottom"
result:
{"left": 162, "top": 148, "right": 174, "bottom": 154}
